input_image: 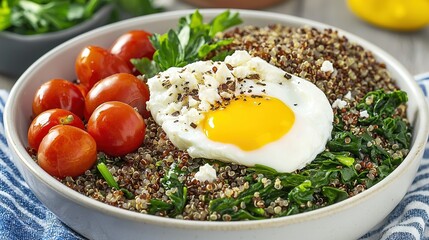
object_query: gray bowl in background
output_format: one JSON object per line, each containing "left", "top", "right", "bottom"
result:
{"left": 0, "top": 4, "right": 113, "bottom": 78}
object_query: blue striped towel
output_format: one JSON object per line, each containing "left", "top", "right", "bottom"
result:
{"left": 1, "top": 74, "right": 429, "bottom": 239}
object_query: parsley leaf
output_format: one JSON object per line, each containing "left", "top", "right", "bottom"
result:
{"left": 133, "top": 10, "right": 242, "bottom": 78}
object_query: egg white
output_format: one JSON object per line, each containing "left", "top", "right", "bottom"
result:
{"left": 147, "top": 51, "right": 333, "bottom": 172}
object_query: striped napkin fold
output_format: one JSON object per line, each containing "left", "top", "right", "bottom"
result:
{"left": 1, "top": 74, "right": 428, "bottom": 239}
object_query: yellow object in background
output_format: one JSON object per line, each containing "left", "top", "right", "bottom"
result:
{"left": 347, "top": 0, "right": 429, "bottom": 31}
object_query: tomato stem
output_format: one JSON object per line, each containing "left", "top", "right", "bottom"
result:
{"left": 60, "top": 114, "right": 75, "bottom": 125}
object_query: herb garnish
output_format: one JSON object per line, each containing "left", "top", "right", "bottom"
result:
{"left": 97, "top": 161, "right": 134, "bottom": 199}
{"left": 131, "top": 9, "right": 242, "bottom": 78}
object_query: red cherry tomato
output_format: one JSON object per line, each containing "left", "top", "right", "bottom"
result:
{"left": 75, "top": 46, "right": 132, "bottom": 89}
{"left": 38, "top": 125, "right": 97, "bottom": 178}
{"left": 87, "top": 101, "right": 145, "bottom": 157}
{"left": 28, "top": 109, "right": 85, "bottom": 150}
{"left": 110, "top": 30, "right": 155, "bottom": 71}
{"left": 32, "top": 79, "right": 85, "bottom": 119}
{"left": 75, "top": 84, "right": 89, "bottom": 97}
{"left": 84, "top": 73, "right": 150, "bottom": 120}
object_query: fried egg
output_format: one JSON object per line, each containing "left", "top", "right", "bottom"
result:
{"left": 147, "top": 51, "right": 333, "bottom": 172}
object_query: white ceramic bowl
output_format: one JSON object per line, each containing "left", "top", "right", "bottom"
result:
{"left": 4, "top": 9, "right": 429, "bottom": 240}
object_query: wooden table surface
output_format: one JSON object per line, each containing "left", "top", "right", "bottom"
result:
{"left": 1, "top": 0, "right": 428, "bottom": 91}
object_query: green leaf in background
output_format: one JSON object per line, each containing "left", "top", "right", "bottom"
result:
{"left": 0, "top": 0, "right": 12, "bottom": 31}
{"left": 82, "top": 0, "right": 103, "bottom": 18}
{"left": 114, "top": 0, "right": 162, "bottom": 16}
{"left": 2, "top": 0, "right": 109, "bottom": 34}
{"left": 1, "top": 0, "right": 163, "bottom": 35}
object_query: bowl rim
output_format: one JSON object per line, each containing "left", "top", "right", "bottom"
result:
{"left": 0, "top": 4, "right": 113, "bottom": 41}
{"left": 4, "top": 8, "right": 429, "bottom": 230}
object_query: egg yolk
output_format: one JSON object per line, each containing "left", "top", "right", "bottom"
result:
{"left": 202, "top": 96, "right": 295, "bottom": 151}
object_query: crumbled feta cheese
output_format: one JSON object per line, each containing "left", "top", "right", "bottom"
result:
{"left": 332, "top": 99, "right": 347, "bottom": 109}
{"left": 194, "top": 164, "right": 217, "bottom": 182}
{"left": 344, "top": 91, "right": 352, "bottom": 100}
{"left": 360, "top": 110, "right": 369, "bottom": 118}
{"left": 320, "top": 60, "right": 334, "bottom": 72}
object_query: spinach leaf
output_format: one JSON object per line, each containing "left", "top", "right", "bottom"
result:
{"left": 149, "top": 163, "right": 187, "bottom": 217}
{"left": 327, "top": 131, "right": 361, "bottom": 155}
{"left": 288, "top": 180, "right": 313, "bottom": 205}
{"left": 357, "top": 90, "right": 408, "bottom": 124}
{"left": 148, "top": 199, "right": 173, "bottom": 214}
{"left": 322, "top": 186, "right": 348, "bottom": 204}
{"left": 206, "top": 89, "right": 411, "bottom": 220}
{"left": 377, "top": 117, "right": 411, "bottom": 148}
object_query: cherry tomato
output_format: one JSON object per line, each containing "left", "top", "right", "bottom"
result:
{"left": 32, "top": 79, "right": 85, "bottom": 119}
{"left": 38, "top": 125, "right": 97, "bottom": 178}
{"left": 87, "top": 101, "right": 145, "bottom": 156}
{"left": 28, "top": 109, "right": 85, "bottom": 150}
{"left": 84, "top": 73, "right": 150, "bottom": 120}
{"left": 75, "top": 46, "right": 132, "bottom": 89}
{"left": 110, "top": 30, "right": 155, "bottom": 71}
{"left": 75, "top": 84, "right": 89, "bottom": 97}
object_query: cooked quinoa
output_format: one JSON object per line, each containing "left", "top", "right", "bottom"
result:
{"left": 58, "top": 25, "right": 410, "bottom": 221}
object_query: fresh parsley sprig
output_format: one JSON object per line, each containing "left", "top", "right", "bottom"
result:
{"left": 132, "top": 9, "right": 242, "bottom": 78}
